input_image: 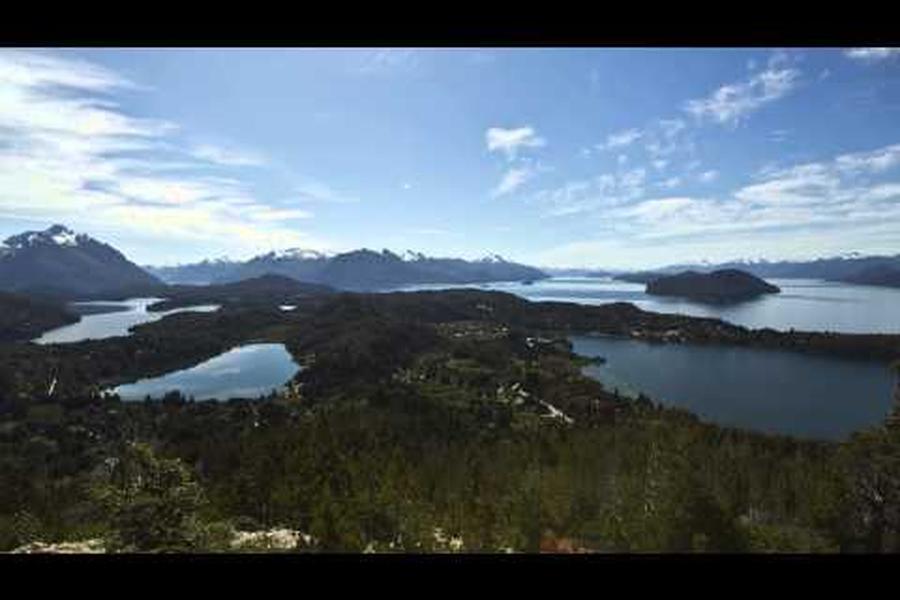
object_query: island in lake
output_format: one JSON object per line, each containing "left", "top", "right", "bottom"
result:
{"left": 646, "top": 269, "right": 781, "bottom": 303}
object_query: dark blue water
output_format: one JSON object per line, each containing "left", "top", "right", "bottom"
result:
{"left": 571, "top": 335, "right": 896, "bottom": 440}
{"left": 111, "top": 343, "right": 301, "bottom": 401}
{"left": 395, "top": 277, "right": 900, "bottom": 334}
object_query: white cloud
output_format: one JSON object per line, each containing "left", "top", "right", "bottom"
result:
{"left": 536, "top": 167, "right": 647, "bottom": 217}
{"left": 834, "top": 144, "right": 900, "bottom": 174}
{"left": 492, "top": 167, "right": 533, "bottom": 197}
{"left": 0, "top": 49, "right": 138, "bottom": 92}
{"left": 658, "top": 118, "right": 687, "bottom": 139}
{"left": 617, "top": 196, "right": 696, "bottom": 221}
{"left": 486, "top": 126, "right": 545, "bottom": 160}
{"left": 531, "top": 141, "right": 900, "bottom": 268}
{"left": 189, "top": 144, "right": 266, "bottom": 167}
{"left": 0, "top": 50, "right": 329, "bottom": 261}
{"left": 684, "top": 65, "right": 801, "bottom": 126}
{"left": 844, "top": 48, "right": 900, "bottom": 62}
{"left": 644, "top": 118, "right": 692, "bottom": 158}
{"left": 597, "top": 128, "right": 642, "bottom": 151}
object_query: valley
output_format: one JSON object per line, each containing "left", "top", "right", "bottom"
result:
{"left": 2, "top": 224, "right": 900, "bottom": 554}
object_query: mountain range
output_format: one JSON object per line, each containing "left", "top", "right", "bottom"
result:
{"left": 0, "top": 225, "right": 547, "bottom": 297}
{"left": 147, "top": 248, "right": 547, "bottom": 291}
{"left": 4, "top": 225, "right": 898, "bottom": 299}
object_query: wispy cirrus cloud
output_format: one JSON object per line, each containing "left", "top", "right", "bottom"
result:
{"left": 535, "top": 167, "right": 647, "bottom": 217}
{"left": 834, "top": 143, "right": 900, "bottom": 173}
{"left": 596, "top": 128, "right": 642, "bottom": 151}
{"left": 492, "top": 167, "right": 534, "bottom": 197}
{"left": 485, "top": 125, "right": 546, "bottom": 197}
{"left": 533, "top": 141, "right": 900, "bottom": 268}
{"left": 0, "top": 49, "right": 330, "bottom": 261}
{"left": 844, "top": 48, "right": 900, "bottom": 63}
{"left": 684, "top": 63, "right": 801, "bottom": 126}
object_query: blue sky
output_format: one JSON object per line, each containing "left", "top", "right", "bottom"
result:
{"left": 1, "top": 47, "right": 899, "bottom": 268}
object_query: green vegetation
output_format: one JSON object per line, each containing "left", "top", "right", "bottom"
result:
{"left": 2, "top": 289, "right": 899, "bottom": 552}
{"left": 0, "top": 291, "right": 78, "bottom": 342}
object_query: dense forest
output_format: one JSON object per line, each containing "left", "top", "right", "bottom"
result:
{"left": 0, "top": 292, "right": 78, "bottom": 343}
{"left": 2, "top": 289, "right": 899, "bottom": 553}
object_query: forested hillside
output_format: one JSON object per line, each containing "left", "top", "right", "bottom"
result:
{"left": 2, "top": 290, "right": 899, "bottom": 552}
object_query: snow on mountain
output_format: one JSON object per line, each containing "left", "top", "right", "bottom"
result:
{"left": 402, "top": 250, "right": 427, "bottom": 262}
{"left": 4, "top": 225, "right": 86, "bottom": 252}
{"left": 265, "top": 248, "right": 329, "bottom": 261}
{"left": 50, "top": 228, "right": 79, "bottom": 247}
{"left": 0, "top": 224, "right": 162, "bottom": 297}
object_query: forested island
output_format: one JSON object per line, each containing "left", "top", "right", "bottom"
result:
{"left": 645, "top": 269, "right": 781, "bottom": 303}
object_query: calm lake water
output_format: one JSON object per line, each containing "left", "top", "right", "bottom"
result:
{"left": 111, "top": 343, "right": 301, "bottom": 402}
{"left": 571, "top": 335, "right": 896, "bottom": 441}
{"left": 33, "top": 297, "right": 220, "bottom": 344}
{"left": 394, "top": 277, "right": 900, "bottom": 334}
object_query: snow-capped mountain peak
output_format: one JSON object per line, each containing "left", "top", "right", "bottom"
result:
{"left": 262, "top": 248, "right": 329, "bottom": 261}
{"left": 3, "top": 224, "right": 88, "bottom": 252}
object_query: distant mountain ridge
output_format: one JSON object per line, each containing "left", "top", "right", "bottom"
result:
{"left": 0, "top": 225, "right": 162, "bottom": 299}
{"left": 841, "top": 264, "right": 900, "bottom": 288}
{"left": 148, "top": 248, "right": 548, "bottom": 291}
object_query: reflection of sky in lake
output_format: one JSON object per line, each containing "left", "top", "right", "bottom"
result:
{"left": 112, "top": 343, "right": 300, "bottom": 402}
{"left": 34, "top": 297, "right": 220, "bottom": 344}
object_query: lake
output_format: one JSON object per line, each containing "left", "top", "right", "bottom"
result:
{"left": 393, "top": 277, "right": 900, "bottom": 334}
{"left": 571, "top": 334, "right": 897, "bottom": 441}
{"left": 33, "top": 297, "right": 220, "bottom": 344}
{"left": 111, "top": 343, "right": 301, "bottom": 402}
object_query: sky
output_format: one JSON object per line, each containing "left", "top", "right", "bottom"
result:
{"left": 1, "top": 47, "right": 899, "bottom": 269}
